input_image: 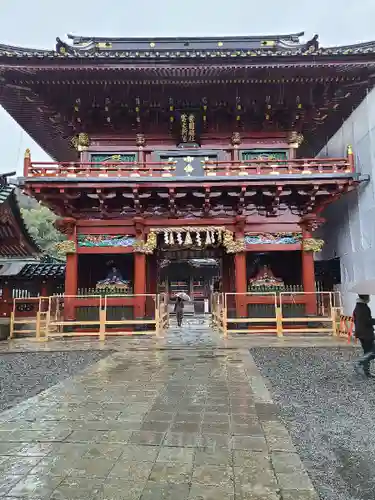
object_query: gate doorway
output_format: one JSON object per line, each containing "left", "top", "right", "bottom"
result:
{"left": 156, "top": 249, "right": 221, "bottom": 318}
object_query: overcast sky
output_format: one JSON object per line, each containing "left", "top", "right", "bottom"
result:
{"left": 1, "top": 0, "right": 375, "bottom": 174}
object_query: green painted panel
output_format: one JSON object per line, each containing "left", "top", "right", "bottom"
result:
{"left": 91, "top": 153, "right": 137, "bottom": 163}
{"left": 241, "top": 150, "right": 287, "bottom": 161}
{"left": 78, "top": 234, "right": 135, "bottom": 248}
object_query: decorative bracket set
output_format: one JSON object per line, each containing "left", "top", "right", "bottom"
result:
{"left": 54, "top": 223, "right": 324, "bottom": 255}
{"left": 302, "top": 238, "right": 325, "bottom": 253}
{"left": 134, "top": 227, "right": 245, "bottom": 254}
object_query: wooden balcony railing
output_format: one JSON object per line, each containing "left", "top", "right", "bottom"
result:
{"left": 202, "top": 157, "right": 354, "bottom": 176}
{"left": 24, "top": 155, "right": 354, "bottom": 179}
{"left": 25, "top": 161, "right": 177, "bottom": 179}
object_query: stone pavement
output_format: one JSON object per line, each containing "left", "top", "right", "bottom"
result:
{"left": 0, "top": 318, "right": 324, "bottom": 498}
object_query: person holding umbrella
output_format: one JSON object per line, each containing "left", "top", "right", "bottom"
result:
{"left": 174, "top": 296, "right": 185, "bottom": 327}
{"left": 353, "top": 294, "right": 375, "bottom": 377}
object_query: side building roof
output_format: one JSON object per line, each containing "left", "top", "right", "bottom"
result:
{"left": 0, "top": 259, "right": 65, "bottom": 278}
{"left": 0, "top": 174, "right": 40, "bottom": 258}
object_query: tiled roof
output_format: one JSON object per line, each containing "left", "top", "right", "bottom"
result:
{"left": 0, "top": 176, "right": 40, "bottom": 257}
{"left": 0, "top": 259, "right": 65, "bottom": 279}
{"left": 18, "top": 263, "right": 65, "bottom": 279}
{"left": 0, "top": 174, "right": 16, "bottom": 205}
{"left": 0, "top": 183, "right": 13, "bottom": 204}
{"left": 1, "top": 33, "right": 375, "bottom": 60}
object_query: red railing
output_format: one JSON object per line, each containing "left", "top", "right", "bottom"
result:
{"left": 25, "top": 161, "right": 177, "bottom": 178}
{"left": 203, "top": 157, "right": 353, "bottom": 176}
{"left": 24, "top": 155, "right": 354, "bottom": 179}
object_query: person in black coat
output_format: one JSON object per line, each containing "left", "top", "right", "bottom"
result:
{"left": 174, "top": 297, "right": 184, "bottom": 327}
{"left": 353, "top": 294, "right": 375, "bottom": 377}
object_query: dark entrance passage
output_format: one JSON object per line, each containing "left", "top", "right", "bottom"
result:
{"left": 157, "top": 249, "right": 221, "bottom": 314}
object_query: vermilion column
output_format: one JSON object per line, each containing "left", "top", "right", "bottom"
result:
{"left": 134, "top": 253, "right": 146, "bottom": 319}
{"left": 235, "top": 252, "right": 247, "bottom": 317}
{"left": 301, "top": 229, "right": 317, "bottom": 315}
{"left": 64, "top": 230, "right": 78, "bottom": 321}
{"left": 1, "top": 281, "right": 12, "bottom": 318}
{"left": 65, "top": 253, "right": 78, "bottom": 296}
{"left": 40, "top": 282, "right": 49, "bottom": 312}
{"left": 40, "top": 282, "right": 48, "bottom": 297}
{"left": 147, "top": 254, "right": 157, "bottom": 294}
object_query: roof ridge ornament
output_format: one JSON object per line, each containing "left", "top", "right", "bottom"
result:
{"left": 302, "top": 34, "right": 319, "bottom": 53}
{"left": 55, "top": 37, "right": 77, "bottom": 56}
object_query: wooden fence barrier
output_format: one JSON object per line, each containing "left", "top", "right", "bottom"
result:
{"left": 10, "top": 297, "right": 49, "bottom": 340}
{"left": 217, "top": 291, "right": 342, "bottom": 337}
{"left": 211, "top": 292, "right": 226, "bottom": 334}
{"left": 9, "top": 294, "right": 159, "bottom": 341}
{"left": 223, "top": 292, "right": 280, "bottom": 337}
{"left": 100, "top": 294, "right": 157, "bottom": 339}
{"left": 157, "top": 293, "right": 169, "bottom": 336}
{"left": 279, "top": 292, "right": 337, "bottom": 335}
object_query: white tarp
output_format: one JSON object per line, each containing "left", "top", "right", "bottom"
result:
{"left": 349, "top": 279, "right": 375, "bottom": 295}
{"left": 318, "top": 88, "right": 375, "bottom": 314}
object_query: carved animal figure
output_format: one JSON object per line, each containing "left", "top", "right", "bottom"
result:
{"left": 303, "top": 34, "right": 319, "bottom": 52}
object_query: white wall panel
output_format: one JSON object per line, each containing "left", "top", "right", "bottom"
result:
{"left": 318, "top": 90, "right": 375, "bottom": 313}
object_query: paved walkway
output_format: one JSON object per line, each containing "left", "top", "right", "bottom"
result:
{"left": 0, "top": 318, "right": 325, "bottom": 498}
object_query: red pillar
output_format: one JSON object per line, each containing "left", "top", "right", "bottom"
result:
{"left": 134, "top": 253, "right": 146, "bottom": 319}
{"left": 40, "top": 282, "right": 49, "bottom": 312}
{"left": 64, "top": 230, "right": 78, "bottom": 320}
{"left": 1, "top": 282, "right": 12, "bottom": 318}
{"left": 65, "top": 253, "right": 78, "bottom": 296}
{"left": 235, "top": 252, "right": 247, "bottom": 317}
{"left": 302, "top": 230, "right": 317, "bottom": 315}
{"left": 40, "top": 282, "right": 48, "bottom": 297}
{"left": 147, "top": 254, "right": 157, "bottom": 294}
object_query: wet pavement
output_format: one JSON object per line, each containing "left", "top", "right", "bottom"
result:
{"left": 252, "top": 347, "right": 375, "bottom": 500}
{"left": 0, "top": 318, "right": 322, "bottom": 499}
{"left": 0, "top": 351, "right": 112, "bottom": 412}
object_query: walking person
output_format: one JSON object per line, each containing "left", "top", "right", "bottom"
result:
{"left": 174, "top": 296, "right": 184, "bottom": 327}
{"left": 353, "top": 294, "right": 375, "bottom": 377}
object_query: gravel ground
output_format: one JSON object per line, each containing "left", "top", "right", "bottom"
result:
{"left": 252, "top": 347, "right": 375, "bottom": 500}
{"left": 0, "top": 350, "right": 112, "bottom": 412}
